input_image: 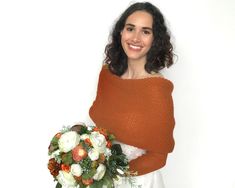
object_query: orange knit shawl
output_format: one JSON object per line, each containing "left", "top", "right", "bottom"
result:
{"left": 89, "top": 65, "right": 175, "bottom": 175}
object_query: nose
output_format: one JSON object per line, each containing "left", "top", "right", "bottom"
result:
{"left": 132, "top": 31, "right": 141, "bottom": 43}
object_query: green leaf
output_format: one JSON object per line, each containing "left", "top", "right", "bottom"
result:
{"left": 78, "top": 183, "right": 86, "bottom": 188}
{"left": 90, "top": 172, "right": 114, "bottom": 188}
{"left": 80, "top": 125, "right": 89, "bottom": 134}
{"left": 48, "top": 144, "right": 59, "bottom": 155}
{"left": 115, "top": 154, "right": 129, "bottom": 166}
{"left": 102, "top": 172, "right": 114, "bottom": 188}
{"left": 82, "top": 168, "right": 97, "bottom": 179}
{"left": 51, "top": 137, "right": 59, "bottom": 145}
{"left": 80, "top": 157, "right": 92, "bottom": 170}
{"left": 81, "top": 140, "right": 91, "bottom": 152}
{"left": 55, "top": 182, "right": 62, "bottom": 188}
{"left": 61, "top": 151, "right": 73, "bottom": 165}
{"left": 108, "top": 134, "right": 115, "bottom": 141}
{"left": 111, "top": 144, "right": 122, "bottom": 155}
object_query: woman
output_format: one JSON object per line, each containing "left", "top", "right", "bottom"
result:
{"left": 89, "top": 2, "right": 175, "bottom": 188}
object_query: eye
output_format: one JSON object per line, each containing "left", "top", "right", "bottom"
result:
{"left": 143, "top": 30, "right": 151, "bottom": 35}
{"left": 126, "top": 27, "right": 134, "bottom": 32}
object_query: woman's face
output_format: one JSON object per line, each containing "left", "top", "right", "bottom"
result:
{"left": 121, "top": 11, "right": 154, "bottom": 63}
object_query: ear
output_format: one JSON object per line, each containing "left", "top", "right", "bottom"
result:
{"left": 120, "top": 30, "right": 123, "bottom": 35}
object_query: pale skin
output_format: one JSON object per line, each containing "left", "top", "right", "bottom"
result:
{"left": 120, "top": 11, "right": 163, "bottom": 79}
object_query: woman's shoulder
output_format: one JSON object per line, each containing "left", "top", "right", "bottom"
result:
{"left": 102, "top": 64, "right": 109, "bottom": 69}
{"left": 149, "top": 71, "right": 164, "bottom": 78}
{"left": 98, "top": 64, "right": 109, "bottom": 79}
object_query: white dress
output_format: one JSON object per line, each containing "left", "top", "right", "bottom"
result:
{"left": 113, "top": 141, "right": 165, "bottom": 188}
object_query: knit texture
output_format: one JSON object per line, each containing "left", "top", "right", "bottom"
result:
{"left": 89, "top": 65, "right": 175, "bottom": 175}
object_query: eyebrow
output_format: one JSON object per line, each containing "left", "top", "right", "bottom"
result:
{"left": 125, "top": 23, "right": 153, "bottom": 31}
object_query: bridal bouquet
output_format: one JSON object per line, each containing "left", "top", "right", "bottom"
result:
{"left": 48, "top": 123, "right": 132, "bottom": 188}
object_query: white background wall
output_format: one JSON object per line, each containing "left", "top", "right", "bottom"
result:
{"left": 0, "top": 0, "right": 234, "bottom": 187}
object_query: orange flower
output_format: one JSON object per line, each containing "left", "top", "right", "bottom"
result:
{"left": 72, "top": 144, "right": 88, "bottom": 162}
{"left": 82, "top": 178, "right": 94, "bottom": 186}
{"left": 99, "top": 130, "right": 108, "bottom": 139}
{"left": 48, "top": 158, "right": 61, "bottom": 177}
{"left": 93, "top": 127, "right": 99, "bottom": 132}
{"left": 55, "top": 133, "right": 62, "bottom": 139}
{"left": 93, "top": 127, "right": 108, "bottom": 139}
{"left": 61, "top": 164, "right": 70, "bottom": 173}
{"left": 84, "top": 138, "right": 92, "bottom": 146}
{"left": 74, "top": 175, "right": 82, "bottom": 182}
{"left": 106, "top": 140, "right": 112, "bottom": 148}
{"left": 98, "top": 153, "right": 106, "bottom": 163}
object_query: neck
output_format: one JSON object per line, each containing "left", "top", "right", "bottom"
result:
{"left": 122, "top": 59, "right": 148, "bottom": 79}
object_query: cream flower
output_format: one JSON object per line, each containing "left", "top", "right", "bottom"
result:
{"left": 57, "top": 170, "right": 76, "bottom": 187}
{"left": 80, "top": 134, "right": 90, "bottom": 140}
{"left": 58, "top": 131, "right": 80, "bottom": 153}
{"left": 116, "top": 168, "right": 124, "bottom": 175}
{"left": 88, "top": 148, "right": 100, "bottom": 161}
{"left": 104, "top": 148, "right": 112, "bottom": 157}
{"left": 70, "top": 164, "right": 83, "bottom": 177}
{"left": 93, "top": 164, "right": 106, "bottom": 181}
{"left": 90, "top": 132, "right": 107, "bottom": 153}
{"left": 49, "top": 149, "right": 60, "bottom": 159}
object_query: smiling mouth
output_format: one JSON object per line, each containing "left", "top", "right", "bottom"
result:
{"left": 128, "top": 44, "right": 142, "bottom": 50}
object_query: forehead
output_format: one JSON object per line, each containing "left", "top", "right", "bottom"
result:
{"left": 125, "top": 11, "right": 153, "bottom": 28}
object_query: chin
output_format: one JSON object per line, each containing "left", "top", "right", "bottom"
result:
{"left": 124, "top": 50, "right": 147, "bottom": 62}
{"left": 126, "top": 55, "right": 146, "bottom": 62}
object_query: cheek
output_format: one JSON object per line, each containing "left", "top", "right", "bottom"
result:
{"left": 145, "top": 38, "right": 154, "bottom": 48}
{"left": 121, "top": 32, "right": 128, "bottom": 42}
{"left": 121, "top": 33, "right": 129, "bottom": 48}
{"left": 120, "top": 36, "right": 125, "bottom": 49}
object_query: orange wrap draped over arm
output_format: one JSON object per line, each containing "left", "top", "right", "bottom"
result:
{"left": 89, "top": 65, "right": 175, "bottom": 175}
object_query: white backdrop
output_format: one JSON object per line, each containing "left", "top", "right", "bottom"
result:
{"left": 0, "top": 0, "right": 235, "bottom": 188}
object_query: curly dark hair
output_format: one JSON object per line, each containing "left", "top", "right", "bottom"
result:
{"left": 104, "top": 2, "right": 175, "bottom": 76}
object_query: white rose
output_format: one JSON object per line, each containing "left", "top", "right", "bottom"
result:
{"left": 87, "top": 125, "right": 95, "bottom": 131}
{"left": 93, "top": 164, "right": 106, "bottom": 181}
{"left": 58, "top": 131, "right": 80, "bottom": 153}
{"left": 104, "top": 148, "right": 112, "bottom": 157}
{"left": 63, "top": 185, "right": 80, "bottom": 188}
{"left": 80, "top": 134, "right": 90, "bottom": 140}
{"left": 70, "top": 164, "right": 83, "bottom": 177}
{"left": 61, "top": 185, "right": 80, "bottom": 188}
{"left": 90, "top": 132, "right": 107, "bottom": 153}
{"left": 116, "top": 168, "right": 124, "bottom": 175}
{"left": 57, "top": 170, "right": 76, "bottom": 187}
{"left": 88, "top": 148, "right": 100, "bottom": 161}
{"left": 50, "top": 149, "right": 60, "bottom": 159}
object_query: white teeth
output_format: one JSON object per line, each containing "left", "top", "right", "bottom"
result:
{"left": 129, "top": 44, "right": 141, "bottom": 50}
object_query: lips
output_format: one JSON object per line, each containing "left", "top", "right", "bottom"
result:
{"left": 128, "top": 43, "right": 143, "bottom": 51}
